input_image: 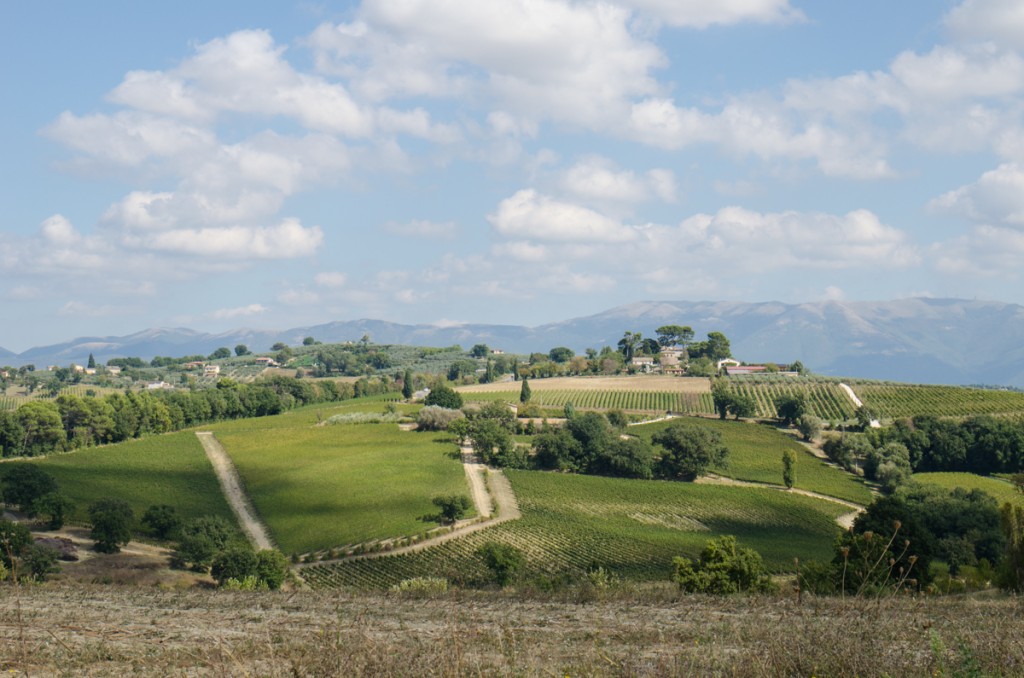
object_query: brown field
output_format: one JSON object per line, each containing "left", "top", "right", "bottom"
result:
{"left": 1, "top": 584, "right": 1022, "bottom": 676}
{"left": 458, "top": 375, "right": 711, "bottom": 394}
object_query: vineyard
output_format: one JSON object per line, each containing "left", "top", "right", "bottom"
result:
{"left": 726, "top": 378, "right": 856, "bottom": 421}
{"left": 301, "top": 469, "right": 848, "bottom": 589}
{"left": 463, "top": 388, "right": 715, "bottom": 413}
{"left": 632, "top": 417, "right": 873, "bottom": 505}
{"left": 851, "top": 383, "right": 1024, "bottom": 419}
{"left": 912, "top": 472, "right": 1024, "bottom": 507}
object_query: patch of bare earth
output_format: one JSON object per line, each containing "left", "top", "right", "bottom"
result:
{"left": 458, "top": 375, "right": 711, "bottom": 394}
{"left": 1, "top": 585, "right": 1022, "bottom": 676}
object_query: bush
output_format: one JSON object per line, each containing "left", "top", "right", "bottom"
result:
{"left": 672, "top": 536, "right": 777, "bottom": 594}
{"left": 142, "top": 505, "right": 182, "bottom": 540}
{"left": 222, "top": 575, "right": 268, "bottom": 591}
{"left": 432, "top": 495, "right": 471, "bottom": 524}
{"left": 390, "top": 576, "right": 449, "bottom": 597}
{"left": 326, "top": 412, "right": 404, "bottom": 425}
{"left": 0, "top": 519, "right": 32, "bottom": 568}
{"left": 175, "top": 515, "right": 234, "bottom": 570}
{"left": 416, "top": 406, "right": 466, "bottom": 431}
{"left": 796, "top": 414, "right": 822, "bottom": 442}
{"left": 255, "top": 549, "right": 290, "bottom": 590}
{"left": 22, "top": 543, "right": 61, "bottom": 581}
{"left": 477, "top": 542, "right": 525, "bottom": 587}
{"left": 211, "top": 545, "right": 259, "bottom": 586}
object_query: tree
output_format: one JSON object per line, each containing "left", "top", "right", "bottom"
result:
{"left": 519, "top": 378, "right": 531, "bottom": 404}
{"left": 417, "top": 406, "right": 466, "bottom": 431}
{"left": 1, "top": 465, "right": 58, "bottom": 513}
{"left": 617, "top": 331, "right": 643, "bottom": 361}
{"left": 22, "top": 543, "right": 61, "bottom": 581}
{"left": 855, "top": 405, "right": 879, "bottom": 429}
{"left": 142, "top": 504, "right": 182, "bottom": 540}
{"left": 782, "top": 450, "right": 796, "bottom": 489}
{"left": 656, "top": 324, "right": 694, "bottom": 348}
{"left": 470, "top": 419, "right": 522, "bottom": 467}
{"left": 711, "top": 380, "right": 734, "bottom": 420}
{"left": 271, "top": 342, "right": 288, "bottom": 351}
{"left": 211, "top": 545, "right": 259, "bottom": 586}
{"left": 702, "top": 332, "right": 731, "bottom": 361}
{"left": 0, "top": 519, "right": 32, "bottom": 569}
{"left": 175, "top": 515, "right": 233, "bottom": 570}
{"left": 997, "top": 502, "right": 1024, "bottom": 592}
{"left": 470, "top": 344, "right": 490, "bottom": 358}
{"left": 424, "top": 385, "right": 463, "bottom": 409}
{"left": 33, "top": 492, "right": 73, "bottom": 530}
{"left": 652, "top": 423, "right": 728, "bottom": 481}
{"left": 548, "top": 347, "right": 575, "bottom": 363}
{"left": 796, "top": 414, "right": 822, "bottom": 441}
{"left": 673, "top": 536, "right": 776, "bottom": 594}
{"left": 209, "top": 347, "right": 231, "bottom": 360}
{"left": 87, "top": 353, "right": 96, "bottom": 369}
{"left": 234, "top": 344, "right": 250, "bottom": 357}
{"left": 432, "top": 495, "right": 471, "bottom": 524}
{"left": 563, "top": 401, "right": 576, "bottom": 420}
{"left": 402, "top": 369, "right": 414, "bottom": 399}
{"left": 15, "top": 401, "right": 66, "bottom": 456}
{"left": 477, "top": 542, "right": 524, "bottom": 586}
{"left": 774, "top": 393, "right": 807, "bottom": 426}
{"left": 88, "top": 499, "right": 135, "bottom": 553}
{"left": 256, "top": 549, "right": 290, "bottom": 590}
{"left": 728, "top": 395, "right": 757, "bottom": 420}
{"left": 303, "top": 336, "right": 316, "bottom": 346}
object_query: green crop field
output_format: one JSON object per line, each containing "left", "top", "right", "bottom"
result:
{"left": 207, "top": 402, "right": 469, "bottom": 555}
{"left": 2, "top": 431, "right": 236, "bottom": 526}
{"left": 461, "top": 388, "right": 715, "bottom": 413}
{"left": 912, "top": 472, "right": 1024, "bottom": 506}
{"left": 302, "top": 469, "right": 848, "bottom": 589}
{"left": 852, "top": 383, "right": 1024, "bottom": 419}
{"left": 632, "top": 417, "right": 873, "bottom": 505}
{"left": 726, "top": 379, "right": 857, "bottom": 421}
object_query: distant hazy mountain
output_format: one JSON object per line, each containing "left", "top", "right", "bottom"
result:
{"left": 6, "top": 298, "right": 1024, "bottom": 387}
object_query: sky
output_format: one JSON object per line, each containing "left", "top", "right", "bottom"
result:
{"left": 3, "top": 0, "right": 1024, "bottom": 351}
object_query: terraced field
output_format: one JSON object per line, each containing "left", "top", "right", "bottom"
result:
{"left": 851, "top": 383, "right": 1024, "bottom": 419}
{"left": 207, "top": 401, "right": 468, "bottom": 555}
{"left": 632, "top": 417, "right": 873, "bottom": 505}
{"left": 302, "top": 469, "right": 848, "bottom": 589}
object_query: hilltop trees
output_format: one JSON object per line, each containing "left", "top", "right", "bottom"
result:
{"left": 656, "top": 325, "right": 694, "bottom": 348}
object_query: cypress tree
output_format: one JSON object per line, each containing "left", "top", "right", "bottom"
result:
{"left": 519, "top": 378, "right": 531, "bottom": 403}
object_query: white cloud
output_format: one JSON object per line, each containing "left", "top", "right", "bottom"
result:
{"left": 40, "top": 215, "right": 80, "bottom": 246}
{"left": 560, "top": 156, "right": 676, "bottom": 203}
{"left": 208, "top": 304, "right": 269, "bottom": 320}
{"left": 383, "top": 219, "right": 457, "bottom": 239}
{"left": 494, "top": 240, "right": 549, "bottom": 262}
{"left": 489, "top": 189, "right": 638, "bottom": 242}
{"left": 124, "top": 218, "right": 324, "bottom": 259}
{"left": 314, "top": 272, "right": 348, "bottom": 288}
{"left": 930, "top": 163, "right": 1024, "bottom": 226}
{"left": 932, "top": 224, "right": 1024, "bottom": 275}
{"left": 621, "top": 0, "right": 804, "bottom": 28}
{"left": 946, "top": 0, "right": 1024, "bottom": 49}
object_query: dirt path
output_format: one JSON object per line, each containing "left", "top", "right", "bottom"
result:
{"left": 461, "top": 446, "right": 493, "bottom": 519}
{"left": 838, "top": 383, "right": 880, "bottom": 427}
{"left": 297, "top": 446, "right": 520, "bottom": 568}
{"left": 195, "top": 432, "right": 274, "bottom": 551}
{"left": 695, "top": 473, "right": 864, "bottom": 528}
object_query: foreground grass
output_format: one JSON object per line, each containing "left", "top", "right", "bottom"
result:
{"left": 208, "top": 404, "right": 468, "bottom": 555}
{"left": 304, "top": 469, "right": 847, "bottom": 588}
{"left": 2, "top": 584, "right": 1022, "bottom": 677}
{"left": 8, "top": 432, "right": 235, "bottom": 525}
{"left": 913, "top": 472, "right": 1024, "bottom": 506}
{"left": 633, "top": 417, "right": 874, "bottom": 505}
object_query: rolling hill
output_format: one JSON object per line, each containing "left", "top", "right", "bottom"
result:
{"left": 5, "top": 297, "right": 1024, "bottom": 387}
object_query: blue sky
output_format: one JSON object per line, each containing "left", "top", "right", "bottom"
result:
{"left": 3, "top": 0, "right": 1024, "bottom": 351}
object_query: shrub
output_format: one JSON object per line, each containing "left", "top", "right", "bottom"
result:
{"left": 175, "top": 515, "right": 234, "bottom": 570}
{"left": 211, "top": 545, "right": 259, "bottom": 586}
{"left": 326, "top": 412, "right": 404, "bottom": 425}
{"left": 477, "top": 542, "right": 525, "bottom": 587}
{"left": 672, "top": 535, "right": 777, "bottom": 594}
{"left": 22, "top": 543, "right": 61, "bottom": 581}
{"left": 222, "top": 575, "right": 269, "bottom": 591}
{"left": 416, "top": 406, "right": 465, "bottom": 431}
{"left": 0, "top": 519, "right": 32, "bottom": 568}
{"left": 256, "top": 549, "right": 290, "bottom": 590}
{"left": 432, "top": 495, "right": 471, "bottom": 524}
{"left": 142, "top": 504, "right": 182, "bottom": 540}
{"left": 390, "top": 576, "right": 450, "bottom": 597}
{"left": 796, "top": 414, "right": 822, "bottom": 442}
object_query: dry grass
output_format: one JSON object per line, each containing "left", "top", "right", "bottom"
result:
{"left": 458, "top": 375, "right": 711, "bottom": 394}
{"left": 2, "top": 584, "right": 1022, "bottom": 676}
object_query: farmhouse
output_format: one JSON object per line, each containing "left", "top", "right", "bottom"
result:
{"left": 204, "top": 364, "right": 221, "bottom": 377}
{"left": 105, "top": 365, "right": 121, "bottom": 375}
{"left": 183, "top": 361, "right": 205, "bottom": 370}
{"left": 255, "top": 357, "right": 279, "bottom": 367}
{"left": 725, "top": 365, "right": 767, "bottom": 376}
{"left": 146, "top": 381, "right": 172, "bottom": 390}
{"left": 630, "top": 356, "right": 657, "bottom": 373}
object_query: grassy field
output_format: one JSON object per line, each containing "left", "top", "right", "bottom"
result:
{"left": 207, "top": 402, "right": 469, "bottom": 555}
{"left": 2, "top": 432, "right": 236, "bottom": 526}
{"left": 912, "top": 472, "right": 1024, "bottom": 506}
{"left": 303, "top": 469, "right": 848, "bottom": 589}
{"left": 632, "top": 417, "right": 874, "bottom": 505}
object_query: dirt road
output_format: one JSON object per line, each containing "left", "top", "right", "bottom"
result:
{"left": 195, "top": 432, "right": 274, "bottom": 551}
{"left": 696, "top": 473, "right": 864, "bottom": 528}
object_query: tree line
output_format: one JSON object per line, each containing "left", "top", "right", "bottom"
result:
{"left": 0, "top": 375, "right": 392, "bottom": 458}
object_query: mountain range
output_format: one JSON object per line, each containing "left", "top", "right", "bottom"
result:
{"left": 3, "top": 298, "right": 1024, "bottom": 387}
